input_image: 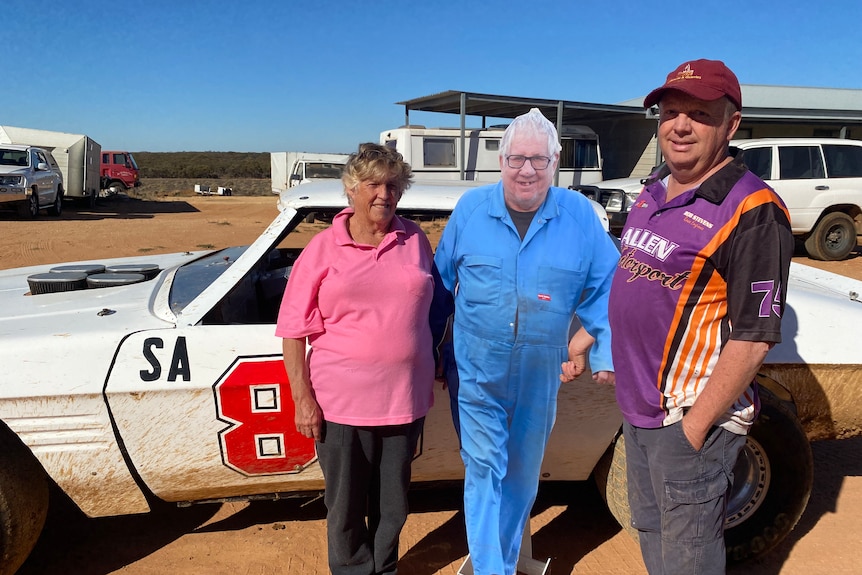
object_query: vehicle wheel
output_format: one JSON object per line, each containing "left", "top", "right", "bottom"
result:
{"left": 804, "top": 211, "right": 858, "bottom": 261}
{"left": 592, "top": 429, "right": 632, "bottom": 537}
{"left": 0, "top": 432, "right": 49, "bottom": 575}
{"left": 18, "top": 191, "right": 39, "bottom": 218}
{"left": 47, "top": 187, "right": 63, "bottom": 217}
{"left": 724, "top": 387, "right": 813, "bottom": 563}
{"left": 109, "top": 181, "right": 126, "bottom": 195}
{"left": 593, "top": 387, "right": 813, "bottom": 565}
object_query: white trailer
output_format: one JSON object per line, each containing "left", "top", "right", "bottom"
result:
{"left": 0, "top": 125, "right": 101, "bottom": 206}
{"left": 380, "top": 125, "right": 604, "bottom": 188}
{"left": 270, "top": 151, "right": 349, "bottom": 194}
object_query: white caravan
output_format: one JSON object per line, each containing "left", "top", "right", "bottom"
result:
{"left": 380, "top": 125, "right": 603, "bottom": 187}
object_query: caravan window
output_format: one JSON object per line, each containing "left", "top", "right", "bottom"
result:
{"left": 485, "top": 139, "right": 500, "bottom": 152}
{"left": 560, "top": 138, "right": 600, "bottom": 169}
{"left": 423, "top": 138, "right": 457, "bottom": 167}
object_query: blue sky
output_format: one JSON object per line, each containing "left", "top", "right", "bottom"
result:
{"left": 6, "top": 0, "right": 861, "bottom": 153}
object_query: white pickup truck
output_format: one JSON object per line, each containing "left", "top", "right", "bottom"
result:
{"left": 270, "top": 151, "right": 348, "bottom": 194}
{"left": 0, "top": 180, "right": 860, "bottom": 573}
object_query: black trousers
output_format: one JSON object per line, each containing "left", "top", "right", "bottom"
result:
{"left": 316, "top": 418, "right": 424, "bottom": 575}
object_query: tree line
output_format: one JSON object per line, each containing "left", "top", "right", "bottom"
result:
{"left": 134, "top": 152, "right": 270, "bottom": 179}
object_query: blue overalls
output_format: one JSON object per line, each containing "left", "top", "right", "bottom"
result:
{"left": 434, "top": 182, "right": 618, "bottom": 575}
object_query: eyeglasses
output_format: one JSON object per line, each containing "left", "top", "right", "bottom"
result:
{"left": 505, "top": 155, "right": 552, "bottom": 170}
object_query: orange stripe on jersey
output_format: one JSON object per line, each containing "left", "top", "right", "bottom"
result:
{"left": 667, "top": 272, "right": 726, "bottom": 406}
{"left": 657, "top": 187, "right": 785, "bottom": 410}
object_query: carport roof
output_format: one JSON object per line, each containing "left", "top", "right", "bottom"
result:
{"left": 395, "top": 90, "right": 644, "bottom": 127}
{"left": 398, "top": 87, "right": 862, "bottom": 126}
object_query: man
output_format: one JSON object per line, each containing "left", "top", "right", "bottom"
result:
{"left": 609, "top": 59, "right": 794, "bottom": 574}
{"left": 434, "top": 108, "right": 619, "bottom": 575}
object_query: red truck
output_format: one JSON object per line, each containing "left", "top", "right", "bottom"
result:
{"left": 101, "top": 150, "right": 141, "bottom": 194}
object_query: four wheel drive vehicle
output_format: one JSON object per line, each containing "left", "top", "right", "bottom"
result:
{"left": 733, "top": 138, "right": 862, "bottom": 261}
{"left": 572, "top": 176, "right": 645, "bottom": 236}
{"left": 0, "top": 144, "right": 64, "bottom": 218}
{"left": 1, "top": 180, "right": 861, "bottom": 574}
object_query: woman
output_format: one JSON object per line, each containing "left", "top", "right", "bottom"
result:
{"left": 275, "top": 143, "right": 444, "bottom": 575}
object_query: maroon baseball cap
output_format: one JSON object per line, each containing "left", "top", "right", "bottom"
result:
{"left": 644, "top": 59, "right": 742, "bottom": 110}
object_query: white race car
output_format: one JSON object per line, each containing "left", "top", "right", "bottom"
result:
{"left": 0, "top": 180, "right": 860, "bottom": 574}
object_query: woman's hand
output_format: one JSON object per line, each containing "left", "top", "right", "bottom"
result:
{"left": 282, "top": 337, "right": 322, "bottom": 440}
{"left": 294, "top": 395, "right": 323, "bottom": 441}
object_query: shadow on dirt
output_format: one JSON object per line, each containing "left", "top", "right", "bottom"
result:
{"left": 0, "top": 195, "right": 200, "bottom": 222}
{"left": 16, "top": 487, "right": 221, "bottom": 575}
{"left": 729, "top": 436, "right": 862, "bottom": 574}
{"left": 15, "top": 438, "right": 861, "bottom": 574}
{"left": 398, "top": 480, "right": 624, "bottom": 575}
{"left": 61, "top": 195, "right": 200, "bottom": 220}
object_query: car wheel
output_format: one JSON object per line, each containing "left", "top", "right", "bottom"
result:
{"left": 47, "top": 187, "right": 63, "bottom": 217}
{"left": 724, "top": 386, "right": 813, "bottom": 563}
{"left": 804, "top": 212, "right": 858, "bottom": 261}
{"left": 109, "top": 181, "right": 126, "bottom": 195}
{"left": 593, "top": 387, "right": 813, "bottom": 565}
{"left": 0, "top": 431, "right": 49, "bottom": 575}
{"left": 18, "top": 191, "right": 39, "bottom": 218}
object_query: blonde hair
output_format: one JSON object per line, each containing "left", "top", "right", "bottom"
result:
{"left": 342, "top": 143, "right": 413, "bottom": 200}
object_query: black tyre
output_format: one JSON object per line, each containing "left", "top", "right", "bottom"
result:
{"left": 804, "top": 211, "right": 857, "bottom": 261}
{"left": 18, "top": 191, "right": 39, "bottom": 218}
{"left": 593, "top": 387, "right": 813, "bottom": 565}
{"left": 109, "top": 181, "right": 126, "bottom": 195}
{"left": 0, "top": 432, "right": 49, "bottom": 575}
{"left": 724, "top": 387, "right": 813, "bottom": 562}
{"left": 47, "top": 187, "right": 63, "bottom": 217}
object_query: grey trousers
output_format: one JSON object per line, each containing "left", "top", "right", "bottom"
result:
{"left": 623, "top": 420, "right": 746, "bottom": 575}
{"left": 316, "top": 418, "right": 424, "bottom": 575}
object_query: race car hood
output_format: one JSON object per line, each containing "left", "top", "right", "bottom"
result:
{"left": 0, "top": 251, "right": 207, "bottom": 343}
{"left": 767, "top": 262, "right": 862, "bottom": 365}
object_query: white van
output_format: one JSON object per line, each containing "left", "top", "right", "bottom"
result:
{"left": 380, "top": 125, "right": 603, "bottom": 188}
{"left": 733, "top": 138, "right": 862, "bottom": 261}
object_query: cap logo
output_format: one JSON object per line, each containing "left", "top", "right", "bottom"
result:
{"left": 670, "top": 64, "right": 700, "bottom": 84}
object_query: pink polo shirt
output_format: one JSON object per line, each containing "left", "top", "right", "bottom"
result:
{"left": 275, "top": 208, "right": 435, "bottom": 426}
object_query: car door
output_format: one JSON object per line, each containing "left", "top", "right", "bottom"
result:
{"left": 32, "top": 150, "right": 56, "bottom": 206}
{"left": 102, "top": 225, "right": 325, "bottom": 504}
{"left": 105, "top": 323, "right": 322, "bottom": 504}
{"left": 773, "top": 144, "right": 828, "bottom": 233}
{"left": 822, "top": 143, "right": 862, "bottom": 200}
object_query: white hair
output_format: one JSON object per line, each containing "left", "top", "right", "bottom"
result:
{"left": 500, "top": 108, "right": 562, "bottom": 158}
